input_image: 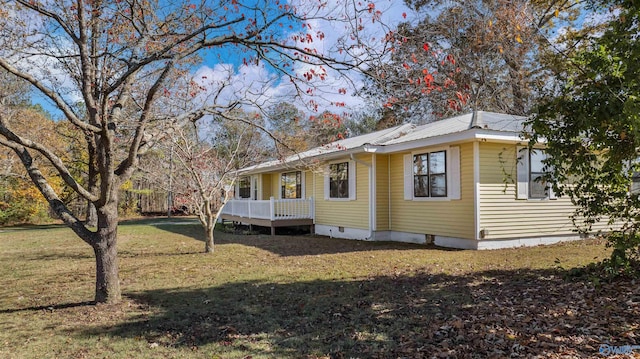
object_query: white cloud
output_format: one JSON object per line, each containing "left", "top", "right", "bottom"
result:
{"left": 583, "top": 6, "right": 620, "bottom": 28}
{"left": 194, "top": 0, "right": 410, "bottom": 118}
{"left": 12, "top": 0, "right": 410, "bottom": 121}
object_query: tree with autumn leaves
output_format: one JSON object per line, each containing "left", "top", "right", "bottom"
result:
{"left": 0, "top": 106, "right": 64, "bottom": 225}
{"left": 368, "top": 0, "right": 582, "bottom": 124}
{"left": 266, "top": 102, "right": 353, "bottom": 155}
{"left": 0, "top": 71, "right": 65, "bottom": 224}
{"left": 0, "top": 0, "right": 386, "bottom": 304}
{"left": 531, "top": 0, "right": 640, "bottom": 276}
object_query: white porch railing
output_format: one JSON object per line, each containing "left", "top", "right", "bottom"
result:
{"left": 221, "top": 197, "right": 315, "bottom": 221}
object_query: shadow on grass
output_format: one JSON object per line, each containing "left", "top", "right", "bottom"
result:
{"left": 0, "top": 223, "right": 68, "bottom": 232}
{"left": 118, "top": 216, "right": 197, "bottom": 226}
{"left": 141, "top": 217, "right": 447, "bottom": 257}
{"left": 26, "top": 252, "right": 94, "bottom": 261}
{"left": 6, "top": 218, "right": 453, "bottom": 258}
{"left": 0, "top": 301, "right": 94, "bottom": 314}
{"left": 82, "top": 268, "right": 635, "bottom": 358}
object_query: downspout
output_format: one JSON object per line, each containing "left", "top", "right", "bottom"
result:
{"left": 473, "top": 141, "right": 481, "bottom": 242}
{"left": 350, "top": 153, "right": 374, "bottom": 239}
{"left": 388, "top": 155, "right": 391, "bottom": 232}
{"left": 312, "top": 169, "right": 316, "bottom": 233}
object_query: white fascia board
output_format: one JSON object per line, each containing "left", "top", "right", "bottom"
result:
{"left": 474, "top": 131, "right": 529, "bottom": 144}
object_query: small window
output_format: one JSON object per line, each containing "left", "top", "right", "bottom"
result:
{"left": 529, "top": 150, "right": 548, "bottom": 199}
{"left": 413, "top": 151, "right": 447, "bottom": 198}
{"left": 238, "top": 176, "right": 251, "bottom": 199}
{"left": 253, "top": 177, "right": 258, "bottom": 200}
{"left": 632, "top": 172, "right": 640, "bottom": 194}
{"left": 281, "top": 171, "right": 302, "bottom": 199}
{"left": 329, "top": 162, "right": 349, "bottom": 198}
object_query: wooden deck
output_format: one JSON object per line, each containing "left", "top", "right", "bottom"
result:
{"left": 220, "top": 214, "right": 314, "bottom": 235}
{"left": 220, "top": 197, "right": 315, "bottom": 236}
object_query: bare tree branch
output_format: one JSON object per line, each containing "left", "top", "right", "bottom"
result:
{"left": 0, "top": 58, "right": 99, "bottom": 132}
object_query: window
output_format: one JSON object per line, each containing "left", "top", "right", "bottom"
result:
{"left": 633, "top": 175, "right": 640, "bottom": 192}
{"left": 324, "top": 160, "right": 356, "bottom": 201}
{"left": 238, "top": 176, "right": 251, "bottom": 199}
{"left": 329, "top": 162, "right": 349, "bottom": 198}
{"left": 413, "top": 151, "right": 447, "bottom": 197}
{"left": 627, "top": 159, "right": 640, "bottom": 194}
{"left": 281, "top": 171, "right": 302, "bottom": 199}
{"left": 529, "top": 150, "right": 547, "bottom": 198}
{"left": 403, "top": 147, "right": 460, "bottom": 201}
{"left": 632, "top": 173, "right": 640, "bottom": 194}
{"left": 253, "top": 177, "right": 259, "bottom": 200}
{"left": 516, "top": 147, "right": 555, "bottom": 200}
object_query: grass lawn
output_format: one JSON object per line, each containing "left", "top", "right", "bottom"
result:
{"left": 0, "top": 218, "right": 638, "bottom": 358}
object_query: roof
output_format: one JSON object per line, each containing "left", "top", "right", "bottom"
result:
{"left": 241, "top": 111, "right": 527, "bottom": 174}
{"left": 383, "top": 111, "right": 526, "bottom": 145}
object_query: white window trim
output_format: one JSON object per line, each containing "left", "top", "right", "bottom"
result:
{"left": 279, "top": 170, "right": 305, "bottom": 199}
{"left": 403, "top": 145, "right": 461, "bottom": 201}
{"left": 252, "top": 175, "right": 261, "bottom": 200}
{"left": 516, "top": 146, "right": 556, "bottom": 200}
{"left": 301, "top": 171, "right": 306, "bottom": 199}
{"left": 324, "top": 160, "right": 356, "bottom": 201}
{"left": 629, "top": 159, "right": 640, "bottom": 195}
{"left": 236, "top": 175, "right": 253, "bottom": 200}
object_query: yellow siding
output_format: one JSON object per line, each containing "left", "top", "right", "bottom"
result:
{"left": 304, "top": 170, "right": 313, "bottom": 199}
{"left": 260, "top": 174, "right": 272, "bottom": 199}
{"left": 270, "top": 173, "right": 280, "bottom": 199}
{"left": 389, "top": 143, "right": 475, "bottom": 239}
{"left": 314, "top": 154, "right": 369, "bottom": 229}
{"left": 478, "top": 143, "right": 576, "bottom": 239}
{"left": 376, "top": 154, "right": 390, "bottom": 231}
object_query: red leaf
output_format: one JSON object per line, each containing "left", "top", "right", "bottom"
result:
{"left": 447, "top": 54, "right": 456, "bottom": 65}
{"left": 423, "top": 43, "right": 429, "bottom": 52}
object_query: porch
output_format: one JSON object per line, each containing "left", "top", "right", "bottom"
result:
{"left": 220, "top": 197, "right": 315, "bottom": 236}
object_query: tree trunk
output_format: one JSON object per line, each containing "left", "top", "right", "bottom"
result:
{"left": 86, "top": 140, "right": 99, "bottom": 227}
{"left": 205, "top": 223, "right": 214, "bottom": 253}
{"left": 92, "top": 202, "right": 121, "bottom": 303}
{"left": 86, "top": 201, "right": 97, "bottom": 227}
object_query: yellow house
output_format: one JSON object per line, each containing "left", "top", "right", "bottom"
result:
{"left": 221, "top": 111, "right": 583, "bottom": 249}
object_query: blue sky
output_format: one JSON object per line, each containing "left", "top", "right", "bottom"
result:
{"left": 31, "top": 0, "right": 410, "bottom": 120}
{"left": 188, "top": 0, "right": 412, "bottom": 117}
{"left": 31, "top": 0, "right": 607, "bottom": 122}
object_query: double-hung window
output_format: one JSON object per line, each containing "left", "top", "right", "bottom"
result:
{"left": 324, "top": 160, "right": 356, "bottom": 200}
{"left": 404, "top": 147, "right": 460, "bottom": 201}
{"left": 329, "top": 162, "right": 349, "bottom": 198}
{"left": 238, "top": 176, "right": 251, "bottom": 199}
{"left": 632, "top": 172, "right": 640, "bottom": 194}
{"left": 529, "top": 150, "right": 548, "bottom": 199}
{"left": 516, "top": 147, "right": 555, "bottom": 200}
{"left": 281, "top": 171, "right": 302, "bottom": 199}
{"left": 413, "top": 151, "right": 447, "bottom": 197}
